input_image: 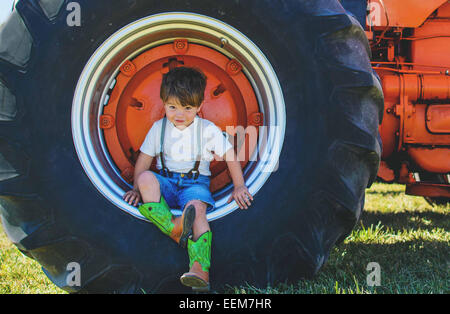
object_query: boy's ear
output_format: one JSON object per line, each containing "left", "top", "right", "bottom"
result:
{"left": 196, "top": 103, "right": 203, "bottom": 113}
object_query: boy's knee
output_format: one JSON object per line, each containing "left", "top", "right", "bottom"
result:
{"left": 136, "top": 171, "right": 159, "bottom": 189}
{"left": 185, "top": 200, "right": 207, "bottom": 215}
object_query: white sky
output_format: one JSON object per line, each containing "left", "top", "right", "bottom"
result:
{"left": 0, "top": 0, "right": 15, "bottom": 26}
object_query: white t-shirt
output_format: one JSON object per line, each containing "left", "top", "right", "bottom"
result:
{"left": 140, "top": 116, "right": 233, "bottom": 176}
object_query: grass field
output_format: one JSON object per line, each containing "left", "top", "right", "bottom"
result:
{"left": 1, "top": 183, "right": 448, "bottom": 294}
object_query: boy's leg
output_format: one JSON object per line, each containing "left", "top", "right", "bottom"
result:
{"left": 180, "top": 200, "right": 211, "bottom": 291}
{"left": 136, "top": 171, "right": 161, "bottom": 203}
{"left": 185, "top": 200, "right": 210, "bottom": 241}
{"left": 136, "top": 171, "right": 195, "bottom": 248}
{"left": 176, "top": 180, "right": 215, "bottom": 241}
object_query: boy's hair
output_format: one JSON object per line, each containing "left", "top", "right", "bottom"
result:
{"left": 160, "top": 67, "right": 207, "bottom": 107}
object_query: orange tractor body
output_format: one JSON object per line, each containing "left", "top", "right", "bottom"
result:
{"left": 365, "top": 0, "right": 450, "bottom": 199}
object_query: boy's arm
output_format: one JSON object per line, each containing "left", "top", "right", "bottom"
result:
{"left": 224, "top": 148, "right": 245, "bottom": 187}
{"left": 223, "top": 148, "right": 253, "bottom": 209}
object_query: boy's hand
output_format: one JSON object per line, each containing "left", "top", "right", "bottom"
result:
{"left": 123, "top": 189, "right": 141, "bottom": 207}
{"left": 227, "top": 185, "right": 253, "bottom": 209}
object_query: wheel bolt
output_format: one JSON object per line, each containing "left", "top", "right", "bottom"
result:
{"left": 226, "top": 59, "right": 242, "bottom": 75}
{"left": 120, "top": 60, "right": 136, "bottom": 77}
{"left": 99, "top": 114, "right": 114, "bottom": 129}
{"left": 173, "top": 39, "right": 189, "bottom": 54}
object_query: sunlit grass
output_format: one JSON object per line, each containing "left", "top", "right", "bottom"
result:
{"left": 229, "top": 183, "right": 449, "bottom": 294}
{"left": 0, "top": 228, "right": 65, "bottom": 294}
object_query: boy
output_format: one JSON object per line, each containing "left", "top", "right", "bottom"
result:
{"left": 123, "top": 67, "right": 253, "bottom": 291}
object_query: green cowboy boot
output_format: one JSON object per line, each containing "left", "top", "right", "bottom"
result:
{"left": 180, "top": 230, "right": 212, "bottom": 292}
{"left": 138, "top": 197, "right": 195, "bottom": 249}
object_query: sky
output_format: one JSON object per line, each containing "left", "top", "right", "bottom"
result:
{"left": 0, "top": 0, "right": 15, "bottom": 26}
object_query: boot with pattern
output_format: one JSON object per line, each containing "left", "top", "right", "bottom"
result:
{"left": 180, "top": 230, "right": 212, "bottom": 292}
{"left": 138, "top": 197, "right": 195, "bottom": 249}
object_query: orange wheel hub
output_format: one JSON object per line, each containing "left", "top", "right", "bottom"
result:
{"left": 100, "top": 40, "right": 260, "bottom": 192}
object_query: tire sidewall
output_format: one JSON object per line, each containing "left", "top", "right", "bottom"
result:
{"left": 23, "top": 0, "right": 350, "bottom": 291}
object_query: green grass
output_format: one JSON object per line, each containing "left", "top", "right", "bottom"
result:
{"left": 229, "top": 183, "right": 449, "bottom": 294}
{"left": 0, "top": 229, "right": 65, "bottom": 294}
{"left": 1, "top": 183, "right": 449, "bottom": 294}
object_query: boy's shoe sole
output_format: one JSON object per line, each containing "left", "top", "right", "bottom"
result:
{"left": 180, "top": 274, "right": 210, "bottom": 292}
{"left": 178, "top": 205, "right": 196, "bottom": 249}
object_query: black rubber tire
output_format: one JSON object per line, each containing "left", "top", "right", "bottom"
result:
{"left": 0, "top": 0, "right": 383, "bottom": 293}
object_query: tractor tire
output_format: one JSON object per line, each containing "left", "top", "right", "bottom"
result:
{"left": 0, "top": 0, "right": 383, "bottom": 293}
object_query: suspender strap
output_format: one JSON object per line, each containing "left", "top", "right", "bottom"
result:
{"left": 159, "top": 117, "right": 171, "bottom": 177}
{"left": 188, "top": 119, "right": 202, "bottom": 179}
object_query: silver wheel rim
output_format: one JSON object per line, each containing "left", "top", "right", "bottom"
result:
{"left": 71, "top": 12, "right": 285, "bottom": 221}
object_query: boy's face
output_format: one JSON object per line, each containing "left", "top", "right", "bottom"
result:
{"left": 164, "top": 96, "right": 202, "bottom": 130}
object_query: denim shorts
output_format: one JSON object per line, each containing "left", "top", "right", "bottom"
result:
{"left": 152, "top": 171, "right": 215, "bottom": 212}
